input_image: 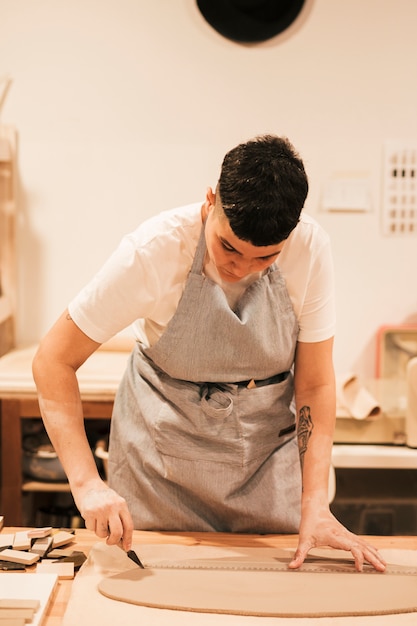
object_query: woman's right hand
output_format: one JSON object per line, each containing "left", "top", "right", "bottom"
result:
{"left": 76, "top": 479, "right": 134, "bottom": 551}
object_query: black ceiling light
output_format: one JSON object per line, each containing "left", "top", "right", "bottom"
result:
{"left": 196, "top": 0, "right": 306, "bottom": 43}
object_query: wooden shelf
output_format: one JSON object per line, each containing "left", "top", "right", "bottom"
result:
{"left": 22, "top": 480, "right": 70, "bottom": 493}
{"left": 332, "top": 444, "right": 417, "bottom": 469}
{"left": 0, "top": 123, "right": 17, "bottom": 358}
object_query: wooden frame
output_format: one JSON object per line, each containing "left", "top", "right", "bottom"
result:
{"left": 0, "top": 123, "right": 17, "bottom": 356}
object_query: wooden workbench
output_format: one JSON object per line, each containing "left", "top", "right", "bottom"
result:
{"left": 2, "top": 528, "right": 417, "bottom": 625}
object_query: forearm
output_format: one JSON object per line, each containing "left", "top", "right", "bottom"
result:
{"left": 32, "top": 312, "right": 104, "bottom": 500}
{"left": 40, "top": 397, "right": 101, "bottom": 490}
{"left": 295, "top": 381, "right": 336, "bottom": 507}
{"left": 290, "top": 339, "right": 386, "bottom": 572}
{"left": 34, "top": 360, "right": 101, "bottom": 493}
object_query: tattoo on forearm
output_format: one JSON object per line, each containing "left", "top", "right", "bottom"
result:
{"left": 297, "top": 405, "right": 313, "bottom": 474}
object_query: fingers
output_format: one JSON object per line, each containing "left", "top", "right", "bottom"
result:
{"left": 294, "top": 507, "right": 387, "bottom": 573}
{"left": 288, "top": 541, "right": 312, "bottom": 569}
{"left": 105, "top": 508, "right": 134, "bottom": 550}
{"left": 350, "top": 545, "right": 365, "bottom": 572}
{"left": 119, "top": 509, "right": 134, "bottom": 551}
{"left": 289, "top": 535, "right": 386, "bottom": 573}
{"left": 351, "top": 541, "right": 386, "bottom": 572}
{"left": 365, "top": 544, "right": 386, "bottom": 571}
{"left": 81, "top": 486, "right": 134, "bottom": 550}
{"left": 328, "top": 530, "right": 386, "bottom": 572}
{"left": 288, "top": 540, "right": 386, "bottom": 572}
{"left": 288, "top": 552, "right": 304, "bottom": 569}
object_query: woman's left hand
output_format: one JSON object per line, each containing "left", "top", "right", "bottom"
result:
{"left": 289, "top": 503, "right": 387, "bottom": 572}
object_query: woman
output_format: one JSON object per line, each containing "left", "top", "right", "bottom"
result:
{"left": 33, "top": 135, "right": 385, "bottom": 572}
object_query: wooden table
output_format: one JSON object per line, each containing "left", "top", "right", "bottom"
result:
{"left": 3, "top": 528, "right": 417, "bottom": 626}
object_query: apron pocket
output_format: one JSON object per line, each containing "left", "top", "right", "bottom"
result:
{"left": 235, "top": 376, "right": 296, "bottom": 464}
{"left": 152, "top": 388, "right": 245, "bottom": 465}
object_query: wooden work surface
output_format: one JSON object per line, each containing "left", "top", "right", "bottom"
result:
{"left": 2, "top": 528, "right": 417, "bottom": 626}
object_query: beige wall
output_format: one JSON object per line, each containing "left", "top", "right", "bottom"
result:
{"left": 1, "top": 0, "right": 416, "bottom": 377}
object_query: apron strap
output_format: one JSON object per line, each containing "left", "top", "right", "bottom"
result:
{"left": 190, "top": 224, "right": 207, "bottom": 275}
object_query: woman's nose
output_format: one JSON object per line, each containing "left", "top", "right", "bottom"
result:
{"left": 232, "top": 258, "right": 253, "bottom": 277}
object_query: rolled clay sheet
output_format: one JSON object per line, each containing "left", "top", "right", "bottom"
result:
{"left": 98, "top": 545, "right": 417, "bottom": 618}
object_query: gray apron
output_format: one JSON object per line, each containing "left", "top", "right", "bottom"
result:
{"left": 108, "top": 225, "right": 301, "bottom": 533}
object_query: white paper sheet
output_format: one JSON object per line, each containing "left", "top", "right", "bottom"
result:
{"left": 1, "top": 573, "right": 58, "bottom": 626}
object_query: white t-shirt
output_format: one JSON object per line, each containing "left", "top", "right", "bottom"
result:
{"left": 68, "top": 202, "right": 335, "bottom": 346}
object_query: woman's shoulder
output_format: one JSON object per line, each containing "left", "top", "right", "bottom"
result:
{"left": 127, "top": 203, "right": 202, "bottom": 249}
{"left": 287, "top": 212, "right": 331, "bottom": 251}
{"left": 110, "top": 203, "right": 202, "bottom": 281}
{"left": 296, "top": 212, "right": 329, "bottom": 238}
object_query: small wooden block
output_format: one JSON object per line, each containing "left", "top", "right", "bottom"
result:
{"left": 0, "top": 533, "right": 14, "bottom": 548}
{"left": 0, "top": 549, "right": 40, "bottom": 565}
{"left": 0, "top": 617, "right": 26, "bottom": 626}
{"left": 51, "top": 530, "right": 74, "bottom": 548}
{"left": 0, "top": 560, "right": 25, "bottom": 571}
{"left": 12, "top": 531, "right": 31, "bottom": 551}
{"left": 0, "top": 608, "right": 35, "bottom": 619}
{"left": 30, "top": 536, "right": 53, "bottom": 558}
{"left": 46, "top": 548, "right": 74, "bottom": 559}
{"left": 58, "top": 527, "right": 75, "bottom": 535}
{"left": 0, "top": 515, "right": 4, "bottom": 530}
{"left": 27, "top": 526, "right": 52, "bottom": 539}
{"left": 36, "top": 561, "right": 74, "bottom": 579}
{"left": 0, "top": 599, "right": 40, "bottom": 610}
{"left": 60, "top": 551, "right": 87, "bottom": 570}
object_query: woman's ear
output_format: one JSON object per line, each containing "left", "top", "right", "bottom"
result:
{"left": 207, "top": 186, "right": 216, "bottom": 206}
{"left": 201, "top": 187, "right": 216, "bottom": 221}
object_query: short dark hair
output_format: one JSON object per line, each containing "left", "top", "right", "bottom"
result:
{"left": 218, "top": 135, "right": 308, "bottom": 245}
